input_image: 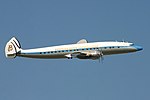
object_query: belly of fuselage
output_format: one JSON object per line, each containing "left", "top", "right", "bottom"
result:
{"left": 17, "top": 53, "right": 67, "bottom": 59}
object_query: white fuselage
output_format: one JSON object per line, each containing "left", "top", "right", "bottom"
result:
{"left": 18, "top": 41, "right": 142, "bottom": 59}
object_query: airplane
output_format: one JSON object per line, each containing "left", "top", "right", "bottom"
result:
{"left": 5, "top": 37, "right": 143, "bottom": 61}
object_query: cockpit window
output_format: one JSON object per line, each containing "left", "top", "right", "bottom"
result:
{"left": 130, "top": 43, "right": 134, "bottom": 46}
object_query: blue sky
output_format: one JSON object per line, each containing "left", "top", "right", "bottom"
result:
{"left": 0, "top": 0, "right": 149, "bottom": 100}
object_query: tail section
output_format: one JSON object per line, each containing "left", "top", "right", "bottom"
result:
{"left": 5, "top": 37, "right": 21, "bottom": 58}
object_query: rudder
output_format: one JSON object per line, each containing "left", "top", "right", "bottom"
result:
{"left": 5, "top": 37, "right": 21, "bottom": 58}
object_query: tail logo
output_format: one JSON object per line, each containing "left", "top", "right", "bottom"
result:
{"left": 8, "top": 45, "right": 13, "bottom": 52}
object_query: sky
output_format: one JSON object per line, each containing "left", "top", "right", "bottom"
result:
{"left": 0, "top": 0, "right": 149, "bottom": 100}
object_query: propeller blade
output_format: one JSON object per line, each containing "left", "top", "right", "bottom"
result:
{"left": 98, "top": 47, "right": 104, "bottom": 63}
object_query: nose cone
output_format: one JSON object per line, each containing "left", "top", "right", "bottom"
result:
{"left": 134, "top": 46, "right": 143, "bottom": 51}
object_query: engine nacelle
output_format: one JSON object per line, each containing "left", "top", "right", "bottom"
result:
{"left": 88, "top": 51, "right": 100, "bottom": 60}
{"left": 76, "top": 51, "right": 103, "bottom": 60}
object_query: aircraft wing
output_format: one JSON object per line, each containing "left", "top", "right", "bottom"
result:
{"left": 65, "top": 50, "right": 102, "bottom": 60}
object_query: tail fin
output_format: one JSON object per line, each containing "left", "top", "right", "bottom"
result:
{"left": 5, "top": 37, "right": 22, "bottom": 58}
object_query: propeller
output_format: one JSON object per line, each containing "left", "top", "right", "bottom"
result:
{"left": 98, "top": 47, "right": 104, "bottom": 63}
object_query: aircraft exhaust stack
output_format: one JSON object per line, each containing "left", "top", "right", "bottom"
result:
{"left": 5, "top": 37, "right": 21, "bottom": 58}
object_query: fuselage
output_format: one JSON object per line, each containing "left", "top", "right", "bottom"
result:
{"left": 18, "top": 41, "right": 143, "bottom": 59}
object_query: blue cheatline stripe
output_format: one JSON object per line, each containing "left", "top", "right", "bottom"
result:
{"left": 21, "top": 46, "right": 132, "bottom": 55}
